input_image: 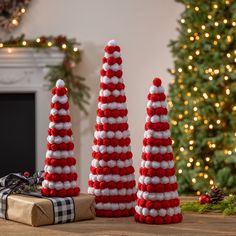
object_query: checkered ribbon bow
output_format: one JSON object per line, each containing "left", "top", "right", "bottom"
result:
{"left": 0, "top": 173, "right": 75, "bottom": 224}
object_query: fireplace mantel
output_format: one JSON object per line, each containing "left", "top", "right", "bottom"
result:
{"left": 0, "top": 48, "right": 64, "bottom": 171}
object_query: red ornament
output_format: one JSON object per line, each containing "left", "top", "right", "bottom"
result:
{"left": 198, "top": 194, "right": 210, "bottom": 204}
{"left": 23, "top": 171, "right": 30, "bottom": 178}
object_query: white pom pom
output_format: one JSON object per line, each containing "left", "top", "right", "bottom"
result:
{"left": 143, "top": 191, "right": 149, "bottom": 200}
{"left": 55, "top": 182, "right": 63, "bottom": 190}
{"left": 119, "top": 189, "right": 126, "bottom": 195}
{"left": 112, "top": 90, "right": 120, "bottom": 97}
{"left": 107, "top": 40, "right": 117, "bottom": 46}
{"left": 164, "top": 192, "right": 171, "bottom": 200}
{"left": 63, "top": 166, "right": 71, "bottom": 174}
{"left": 70, "top": 165, "right": 76, "bottom": 172}
{"left": 115, "top": 146, "right": 122, "bottom": 153}
{"left": 49, "top": 182, "right": 55, "bottom": 189}
{"left": 152, "top": 146, "right": 159, "bottom": 154}
{"left": 144, "top": 161, "right": 151, "bottom": 168}
{"left": 101, "top": 117, "right": 108, "bottom": 124}
{"left": 119, "top": 203, "right": 126, "bottom": 210}
{"left": 117, "top": 160, "right": 124, "bottom": 168}
{"left": 115, "top": 131, "right": 122, "bottom": 139}
{"left": 110, "top": 189, "right": 118, "bottom": 195}
{"left": 56, "top": 79, "right": 65, "bottom": 88}
{"left": 150, "top": 209, "right": 158, "bottom": 217}
{"left": 64, "top": 181, "right": 71, "bottom": 189}
{"left": 54, "top": 166, "right": 62, "bottom": 174}
{"left": 161, "top": 161, "right": 168, "bottom": 169}
{"left": 103, "top": 203, "right": 111, "bottom": 210}
{"left": 111, "top": 76, "right": 119, "bottom": 84}
{"left": 159, "top": 208, "right": 167, "bottom": 217}
{"left": 99, "top": 145, "right": 107, "bottom": 153}
{"left": 142, "top": 208, "right": 149, "bottom": 216}
{"left": 167, "top": 208, "right": 174, "bottom": 216}
{"left": 107, "top": 160, "right": 116, "bottom": 168}
{"left": 160, "top": 146, "right": 167, "bottom": 154}
{"left": 107, "top": 146, "right": 114, "bottom": 154}
{"left": 149, "top": 85, "right": 158, "bottom": 94}
{"left": 135, "top": 206, "right": 142, "bottom": 214}
{"left": 107, "top": 131, "right": 114, "bottom": 138}
{"left": 161, "top": 176, "right": 169, "bottom": 184}
{"left": 144, "top": 177, "right": 151, "bottom": 185}
{"left": 156, "top": 193, "right": 164, "bottom": 201}
{"left": 152, "top": 161, "right": 160, "bottom": 169}
{"left": 71, "top": 181, "right": 77, "bottom": 188}
{"left": 151, "top": 176, "right": 160, "bottom": 184}
{"left": 103, "top": 89, "right": 111, "bottom": 97}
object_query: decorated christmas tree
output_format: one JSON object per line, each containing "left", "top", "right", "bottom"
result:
{"left": 135, "top": 77, "right": 182, "bottom": 224}
{"left": 168, "top": 0, "right": 236, "bottom": 195}
{"left": 88, "top": 40, "right": 136, "bottom": 217}
{"left": 41, "top": 79, "right": 80, "bottom": 197}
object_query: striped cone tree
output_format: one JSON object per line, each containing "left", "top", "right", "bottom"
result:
{"left": 88, "top": 40, "right": 136, "bottom": 217}
{"left": 135, "top": 78, "right": 182, "bottom": 224}
{"left": 41, "top": 79, "right": 80, "bottom": 197}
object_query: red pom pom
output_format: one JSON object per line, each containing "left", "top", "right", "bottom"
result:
{"left": 134, "top": 213, "right": 139, "bottom": 221}
{"left": 145, "top": 216, "right": 154, "bottom": 224}
{"left": 106, "top": 70, "right": 114, "bottom": 78}
{"left": 100, "top": 69, "right": 106, "bottom": 76}
{"left": 50, "top": 189, "right": 58, "bottom": 197}
{"left": 115, "top": 70, "right": 123, "bottom": 78}
{"left": 74, "top": 187, "right": 80, "bottom": 196}
{"left": 41, "top": 188, "right": 50, "bottom": 196}
{"left": 104, "top": 210, "right": 113, "bottom": 217}
{"left": 114, "top": 210, "right": 122, "bottom": 217}
{"left": 164, "top": 215, "right": 172, "bottom": 224}
{"left": 155, "top": 216, "right": 163, "bottom": 224}
{"left": 66, "top": 188, "right": 74, "bottom": 196}
{"left": 58, "top": 189, "right": 66, "bottom": 197}
{"left": 107, "top": 57, "right": 116, "bottom": 65}
{"left": 139, "top": 215, "right": 145, "bottom": 223}
{"left": 153, "top": 78, "right": 162, "bottom": 87}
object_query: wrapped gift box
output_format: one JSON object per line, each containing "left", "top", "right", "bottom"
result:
{"left": 5, "top": 193, "right": 95, "bottom": 226}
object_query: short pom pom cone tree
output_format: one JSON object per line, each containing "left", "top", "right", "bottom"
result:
{"left": 41, "top": 79, "right": 80, "bottom": 197}
{"left": 135, "top": 78, "right": 182, "bottom": 224}
{"left": 88, "top": 40, "right": 136, "bottom": 217}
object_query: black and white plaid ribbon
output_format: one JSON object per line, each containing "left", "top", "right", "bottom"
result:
{"left": 0, "top": 173, "right": 76, "bottom": 224}
{"left": 48, "top": 197, "right": 75, "bottom": 224}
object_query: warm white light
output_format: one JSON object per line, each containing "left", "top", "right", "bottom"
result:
{"left": 178, "top": 169, "right": 183, "bottom": 174}
{"left": 48, "top": 41, "right": 53, "bottom": 47}
{"left": 21, "top": 8, "right": 26, "bottom": 13}
{"left": 7, "top": 48, "right": 12, "bottom": 53}
{"left": 36, "top": 38, "right": 41, "bottom": 43}
{"left": 62, "top": 44, "right": 67, "bottom": 49}
{"left": 192, "top": 178, "right": 196, "bottom": 183}
{"left": 22, "top": 41, "right": 27, "bottom": 46}
{"left": 0, "top": 43, "right": 3, "bottom": 48}
{"left": 73, "top": 47, "right": 78, "bottom": 52}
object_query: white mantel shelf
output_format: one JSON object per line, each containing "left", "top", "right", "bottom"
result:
{"left": 0, "top": 48, "right": 64, "bottom": 171}
{"left": 0, "top": 47, "right": 64, "bottom": 68}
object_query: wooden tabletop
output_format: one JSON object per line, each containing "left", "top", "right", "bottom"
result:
{"left": 1, "top": 213, "right": 236, "bottom": 236}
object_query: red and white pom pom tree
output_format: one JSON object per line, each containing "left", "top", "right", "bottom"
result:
{"left": 41, "top": 79, "right": 80, "bottom": 197}
{"left": 88, "top": 40, "right": 136, "bottom": 217}
{"left": 134, "top": 78, "right": 182, "bottom": 224}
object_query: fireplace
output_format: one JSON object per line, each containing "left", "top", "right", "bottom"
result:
{"left": 0, "top": 93, "right": 35, "bottom": 175}
{"left": 0, "top": 48, "right": 64, "bottom": 175}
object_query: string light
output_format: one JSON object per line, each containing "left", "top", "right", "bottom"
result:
{"left": 214, "top": 22, "right": 219, "bottom": 27}
{"left": 62, "top": 44, "right": 67, "bottom": 49}
{"left": 192, "top": 178, "right": 196, "bottom": 183}
{"left": 193, "top": 106, "right": 198, "bottom": 111}
{"left": 206, "top": 157, "right": 210, "bottom": 162}
{"left": 203, "top": 93, "right": 208, "bottom": 99}
{"left": 196, "top": 191, "right": 201, "bottom": 196}
{"left": 73, "top": 47, "right": 78, "bottom": 52}
{"left": 188, "top": 55, "right": 193, "bottom": 60}
{"left": 178, "top": 68, "right": 182, "bottom": 73}
{"left": 227, "top": 53, "right": 231, "bottom": 58}
{"left": 208, "top": 15, "right": 212, "bottom": 20}
{"left": 201, "top": 25, "right": 206, "bottom": 30}
{"left": 215, "top": 102, "right": 220, "bottom": 107}
{"left": 180, "top": 147, "right": 185, "bottom": 152}
{"left": 216, "top": 119, "right": 221, "bottom": 124}
{"left": 0, "top": 43, "right": 3, "bottom": 48}
{"left": 187, "top": 163, "right": 191, "bottom": 167}
{"left": 209, "top": 124, "right": 213, "bottom": 129}
{"left": 210, "top": 180, "right": 214, "bottom": 185}
{"left": 21, "top": 8, "right": 26, "bottom": 13}
{"left": 180, "top": 19, "right": 185, "bottom": 24}
{"left": 47, "top": 41, "right": 52, "bottom": 47}
{"left": 216, "top": 35, "right": 221, "bottom": 39}
{"left": 188, "top": 65, "right": 193, "bottom": 70}
{"left": 232, "top": 22, "right": 236, "bottom": 27}
{"left": 189, "top": 125, "right": 194, "bottom": 130}
{"left": 196, "top": 162, "right": 200, "bottom": 166}
{"left": 195, "top": 6, "right": 199, "bottom": 11}
{"left": 178, "top": 169, "right": 183, "bottom": 174}
{"left": 12, "top": 19, "right": 18, "bottom": 26}
{"left": 195, "top": 50, "right": 200, "bottom": 55}
{"left": 204, "top": 174, "right": 208, "bottom": 179}
{"left": 213, "top": 4, "right": 218, "bottom": 9}
{"left": 226, "top": 88, "right": 230, "bottom": 95}
{"left": 36, "top": 38, "right": 41, "bottom": 43}
{"left": 22, "top": 41, "right": 27, "bottom": 46}
{"left": 228, "top": 150, "right": 232, "bottom": 155}
{"left": 189, "top": 157, "right": 194, "bottom": 162}
{"left": 205, "top": 33, "right": 210, "bottom": 38}
{"left": 7, "top": 48, "right": 12, "bottom": 53}
{"left": 223, "top": 19, "right": 228, "bottom": 24}
{"left": 224, "top": 75, "right": 229, "bottom": 80}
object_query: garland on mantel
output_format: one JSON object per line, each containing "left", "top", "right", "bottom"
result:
{"left": 0, "top": 34, "right": 90, "bottom": 114}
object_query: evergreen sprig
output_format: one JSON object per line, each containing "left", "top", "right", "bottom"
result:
{"left": 181, "top": 195, "right": 236, "bottom": 215}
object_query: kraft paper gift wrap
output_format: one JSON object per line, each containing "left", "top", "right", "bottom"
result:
{"left": 5, "top": 193, "right": 95, "bottom": 226}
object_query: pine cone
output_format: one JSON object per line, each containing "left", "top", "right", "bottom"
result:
{"left": 207, "top": 186, "right": 224, "bottom": 204}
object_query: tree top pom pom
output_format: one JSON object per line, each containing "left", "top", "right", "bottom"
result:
{"left": 153, "top": 77, "right": 162, "bottom": 87}
{"left": 107, "top": 40, "right": 118, "bottom": 46}
{"left": 56, "top": 79, "right": 65, "bottom": 88}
